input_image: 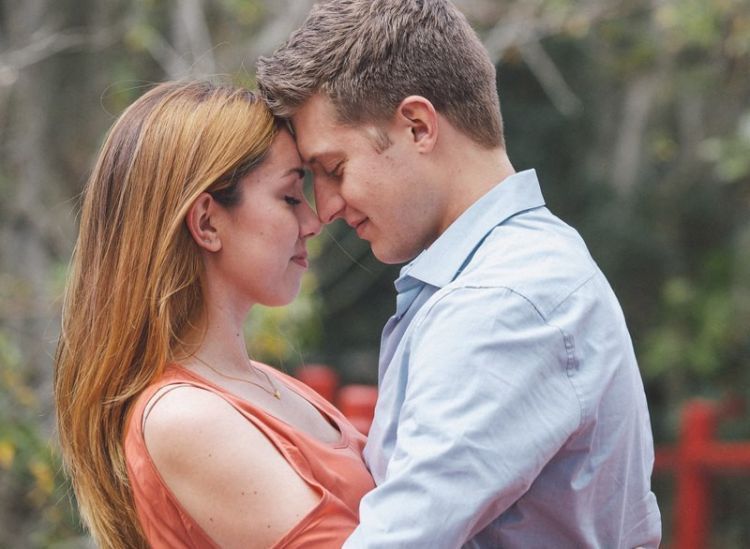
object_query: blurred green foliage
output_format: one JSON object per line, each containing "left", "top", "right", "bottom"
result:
{"left": 246, "top": 272, "right": 324, "bottom": 374}
{"left": 0, "top": 333, "right": 82, "bottom": 546}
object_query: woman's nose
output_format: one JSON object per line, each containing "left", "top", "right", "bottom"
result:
{"left": 300, "top": 201, "right": 322, "bottom": 239}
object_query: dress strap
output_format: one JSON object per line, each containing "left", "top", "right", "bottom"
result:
{"left": 141, "top": 382, "right": 195, "bottom": 431}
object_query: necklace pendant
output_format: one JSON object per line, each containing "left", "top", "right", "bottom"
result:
{"left": 274, "top": 389, "right": 281, "bottom": 400}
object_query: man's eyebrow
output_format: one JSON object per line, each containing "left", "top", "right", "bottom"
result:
{"left": 303, "top": 154, "right": 320, "bottom": 167}
{"left": 302, "top": 151, "right": 339, "bottom": 167}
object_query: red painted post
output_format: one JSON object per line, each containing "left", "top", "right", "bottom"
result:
{"left": 674, "top": 400, "right": 717, "bottom": 549}
{"left": 337, "top": 384, "right": 378, "bottom": 435}
{"left": 295, "top": 364, "right": 340, "bottom": 403}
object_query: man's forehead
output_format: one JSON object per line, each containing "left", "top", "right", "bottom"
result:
{"left": 290, "top": 97, "right": 341, "bottom": 164}
{"left": 291, "top": 130, "right": 354, "bottom": 169}
{"left": 291, "top": 94, "right": 337, "bottom": 130}
{"left": 292, "top": 112, "right": 388, "bottom": 164}
{"left": 291, "top": 127, "right": 336, "bottom": 166}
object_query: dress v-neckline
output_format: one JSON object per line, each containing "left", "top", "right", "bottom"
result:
{"left": 170, "top": 364, "right": 348, "bottom": 448}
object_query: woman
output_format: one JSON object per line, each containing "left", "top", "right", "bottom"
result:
{"left": 55, "top": 81, "right": 374, "bottom": 549}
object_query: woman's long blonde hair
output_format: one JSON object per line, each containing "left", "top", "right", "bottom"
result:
{"left": 55, "top": 81, "right": 279, "bottom": 548}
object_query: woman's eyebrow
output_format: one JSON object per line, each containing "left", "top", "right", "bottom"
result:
{"left": 284, "top": 167, "right": 305, "bottom": 178}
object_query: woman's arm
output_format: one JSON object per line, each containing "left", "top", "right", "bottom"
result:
{"left": 144, "top": 386, "right": 320, "bottom": 548}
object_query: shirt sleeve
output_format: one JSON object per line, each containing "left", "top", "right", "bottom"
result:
{"left": 344, "top": 286, "right": 584, "bottom": 548}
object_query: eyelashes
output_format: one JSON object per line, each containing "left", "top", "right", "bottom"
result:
{"left": 284, "top": 195, "right": 302, "bottom": 206}
{"left": 326, "top": 161, "right": 344, "bottom": 178}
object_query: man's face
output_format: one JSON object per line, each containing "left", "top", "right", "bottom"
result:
{"left": 292, "top": 94, "right": 442, "bottom": 264}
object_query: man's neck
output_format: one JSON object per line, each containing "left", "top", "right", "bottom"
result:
{"left": 435, "top": 142, "right": 515, "bottom": 237}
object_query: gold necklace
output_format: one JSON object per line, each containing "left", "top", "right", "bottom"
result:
{"left": 193, "top": 355, "right": 282, "bottom": 400}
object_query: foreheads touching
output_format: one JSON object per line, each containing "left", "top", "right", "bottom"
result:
{"left": 256, "top": 0, "right": 505, "bottom": 150}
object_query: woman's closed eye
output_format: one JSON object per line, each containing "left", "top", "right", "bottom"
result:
{"left": 284, "top": 195, "right": 302, "bottom": 206}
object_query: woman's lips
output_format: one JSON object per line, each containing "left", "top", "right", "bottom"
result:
{"left": 291, "top": 252, "right": 308, "bottom": 268}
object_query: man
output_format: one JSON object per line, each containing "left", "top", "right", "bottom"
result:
{"left": 257, "top": 0, "right": 661, "bottom": 547}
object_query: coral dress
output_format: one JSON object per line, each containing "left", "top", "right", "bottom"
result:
{"left": 124, "top": 363, "right": 375, "bottom": 548}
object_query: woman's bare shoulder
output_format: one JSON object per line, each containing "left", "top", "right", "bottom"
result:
{"left": 143, "top": 385, "right": 320, "bottom": 549}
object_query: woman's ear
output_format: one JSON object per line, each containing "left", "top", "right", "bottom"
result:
{"left": 396, "top": 95, "right": 438, "bottom": 153}
{"left": 186, "top": 193, "right": 222, "bottom": 252}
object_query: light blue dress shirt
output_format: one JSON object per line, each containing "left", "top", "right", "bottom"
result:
{"left": 344, "top": 170, "right": 662, "bottom": 548}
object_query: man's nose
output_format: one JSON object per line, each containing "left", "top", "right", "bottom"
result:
{"left": 314, "top": 180, "right": 346, "bottom": 224}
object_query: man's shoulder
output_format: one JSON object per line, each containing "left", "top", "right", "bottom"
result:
{"left": 449, "top": 208, "right": 602, "bottom": 318}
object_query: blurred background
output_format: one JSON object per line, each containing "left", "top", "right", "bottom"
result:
{"left": 1, "top": 0, "right": 749, "bottom": 546}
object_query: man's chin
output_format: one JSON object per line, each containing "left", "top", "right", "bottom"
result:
{"left": 370, "top": 241, "right": 418, "bottom": 266}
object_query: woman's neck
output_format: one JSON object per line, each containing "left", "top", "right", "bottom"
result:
{"left": 179, "top": 293, "right": 254, "bottom": 375}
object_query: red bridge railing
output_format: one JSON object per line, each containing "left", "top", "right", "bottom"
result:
{"left": 654, "top": 398, "right": 750, "bottom": 548}
{"left": 296, "top": 364, "right": 378, "bottom": 435}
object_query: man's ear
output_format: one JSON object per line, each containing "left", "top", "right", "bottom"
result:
{"left": 395, "top": 95, "right": 438, "bottom": 153}
{"left": 186, "top": 192, "right": 222, "bottom": 252}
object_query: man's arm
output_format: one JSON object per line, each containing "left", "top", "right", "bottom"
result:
{"left": 345, "top": 286, "right": 583, "bottom": 548}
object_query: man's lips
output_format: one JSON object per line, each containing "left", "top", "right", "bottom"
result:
{"left": 348, "top": 218, "right": 369, "bottom": 238}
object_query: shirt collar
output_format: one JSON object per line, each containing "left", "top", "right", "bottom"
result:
{"left": 397, "top": 169, "right": 546, "bottom": 289}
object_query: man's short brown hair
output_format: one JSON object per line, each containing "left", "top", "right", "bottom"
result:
{"left": 257, "top": 0, "right": 504, "bottom": 149}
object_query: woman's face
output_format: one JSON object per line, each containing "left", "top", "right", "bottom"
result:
{"left": 209, "top": 129, "right": 321, "bottom": 308}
